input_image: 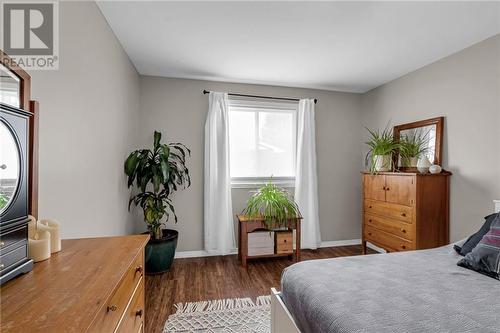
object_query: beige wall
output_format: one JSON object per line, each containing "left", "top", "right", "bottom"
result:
{"left": 24, "top": 2, "right": 499, "bottom": 249}
{"left": 138, "top": 77, "right": 363, "bottom": 251}
{"left": 28, "top": 2, "right": 140, "bottom": 238}
{"left": 362, "top": 34, "right": 500, "bottom": 242}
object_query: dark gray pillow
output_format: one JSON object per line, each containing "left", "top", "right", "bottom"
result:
{"left": 457, "top": 214, "right": 500, "bottom": 280}
{"left": 454, "top": 213, "right": 498, "bottom": 256}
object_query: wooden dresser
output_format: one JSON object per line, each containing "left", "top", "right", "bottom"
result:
{"left": 362, "top": 171, "right": 450, "bottom": 253}
{"left": 0, "top": 235, "right": 149, "bottom": 332}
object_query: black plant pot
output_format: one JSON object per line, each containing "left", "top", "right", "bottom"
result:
{"left": 143, "top": 229, "right": 178, "bottom": 274}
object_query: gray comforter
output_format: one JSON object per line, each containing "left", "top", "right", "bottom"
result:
{"left": 281, "top": 246, "right": 500, "bottom": 333}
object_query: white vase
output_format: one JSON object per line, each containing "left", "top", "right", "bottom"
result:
{"left": 374, "top": 154, "right": 392, "bottom": 172}
{"left": 417, "top": 156, "right": 431, "bottom": 173}
{"left": 429, "top": 164, "right": 442, "bottom": 174}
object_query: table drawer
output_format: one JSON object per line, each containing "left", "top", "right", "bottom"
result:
{"left": 116, "top": 277, "right": 144, "bottom": 333}
{"left": 275, "top": 231, "right": 293, "bottom": 254}
{"left": 364, "top": 214, "right": 414, "bottom": 241}
{"left": 89, "top": 249, "right": 144, "bottom": 332}
{"left": 0, "top": 244, "right": 28, "bottom": 272}
{"left": 0, "top": 225, "right": 28, "bottom": 252}
{"left": 364, "top": 200, "right": 413, "bottom": 223}
{"left": 364, "top": 225, "right": 413, "bottom": 252}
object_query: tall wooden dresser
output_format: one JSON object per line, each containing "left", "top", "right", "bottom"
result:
{"left": 362, "top": 171, "right": 451, "bottom": 253}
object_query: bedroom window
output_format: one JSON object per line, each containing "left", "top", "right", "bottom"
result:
{"left": 228, "top": 99, "right": 297, "bottom": 187}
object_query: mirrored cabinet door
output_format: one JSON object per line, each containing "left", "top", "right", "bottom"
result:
{"left": 0, "top": 63, "right": 21, "bottom": 108}
{"left": 0, "top": 121, "right": 21, "bottom": 214}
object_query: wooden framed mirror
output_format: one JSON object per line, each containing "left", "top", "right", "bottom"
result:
{"left": 393, "top": 117, "right": 444, "bottom": 168}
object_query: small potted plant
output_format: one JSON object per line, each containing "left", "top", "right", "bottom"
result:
{"left": 399, "top": 129, "right": 429, "bottom": 169}
{"left": 243, "top": 180, "right": 301, "bottom": 228}
{"left": 365, "top": 126, "right": 398, "bottom": 173}
{"left": 124, "top": 131, "right": 190, "bottom": 274}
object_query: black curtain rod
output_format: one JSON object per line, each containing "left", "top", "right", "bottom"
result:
{"left": 202, "top": 90, "right": 317, "bottom": 104}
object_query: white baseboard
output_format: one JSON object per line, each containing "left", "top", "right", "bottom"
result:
{"left": 174, "top": 249, "right": 238, "bottom": 259}
{"left": 319, "top": 239, "right": 361, "bottom": 248}
{"left": 366, "top": 241, "right": 386, "bottom": 253}
{"left": 174, "top": 239, "right": 384, "bottom": 259}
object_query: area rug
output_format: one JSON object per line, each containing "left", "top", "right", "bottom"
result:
{"left": 163, "top": 296, "right": 271, "bottom": 333}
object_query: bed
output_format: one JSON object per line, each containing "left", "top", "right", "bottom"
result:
{"left": 271, "top": 244, "right": 500, "bottom": 333}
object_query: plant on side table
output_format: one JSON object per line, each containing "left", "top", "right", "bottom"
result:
{"left": 365, "top": 125, "right": 398, "bottom": 173}
{"left": 243, "top": 180, "right": 301, "bottom": 229}
{"left": 124, "top": 131, "right": 190, "bottom": 274}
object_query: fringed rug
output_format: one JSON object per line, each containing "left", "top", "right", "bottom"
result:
{"left": 163, "top": 296, "right": 271, "bottom": 333}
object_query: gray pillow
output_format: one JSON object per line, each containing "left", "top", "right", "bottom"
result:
{"left": 454, "top": 213, "right": 498, "bottom": 256}
{"left": 457, "top": 214, "right": 500, "bottom": 280}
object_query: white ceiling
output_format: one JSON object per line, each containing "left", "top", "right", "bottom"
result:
{"left": 97, "top": 1, "right": 500, "bottom": 93}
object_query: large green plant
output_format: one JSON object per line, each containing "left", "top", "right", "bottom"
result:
{"left": 365, "top": 125, "right": 398, "bottom": 173}
{"left": 243, "top": 180, "right": 301, "bottom": 229}
{"left": 124, "top": 131, "right": 190, "bottom": 239}
{"left": 399, "top": 129, "right": 429, "bottom": 166}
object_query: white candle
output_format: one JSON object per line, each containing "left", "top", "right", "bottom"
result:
{"left": 38, "top": 219, "right": 61, "bottom": 253}
{"left": 28, "top": 231, "right": 51, "bottom": 262}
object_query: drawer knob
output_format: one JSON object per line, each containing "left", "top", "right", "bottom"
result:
{"left": 386, "top": 187, "right": 390, "bottom": 191}
{"left": 401, "top": 229, "right": 406, "bottom": 233}
{"left": 135, "top": 309, "right": 143, "bottom": 318}
{"left": 283, "top": 239, "right": 287, "bottom": 243}
{"left": 107, "top": 305, "right": 118, "bottom": 312}
{"left": 368, "top": 219, "right": 372, "bottom": 222}
{"left": 401, "top": 245, "right": 406, "bottom": 250}
{"left": 401, "top": 213, "right": 406, "bottom": 217}
{"left": 369, "top": 205, "right": 373, "bottom": 209}
{"left": 368, "top": 232, "right": 372, "bottom": 236}
{"left": 135, "top": 266, "right": 143, "bottom": 274}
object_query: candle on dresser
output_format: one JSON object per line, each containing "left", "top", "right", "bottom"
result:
{"left": 28, "top": 231, "right": 51, "bottom": 262}
{"left": 38, "top": 219, "right": 61, "bottom": 253}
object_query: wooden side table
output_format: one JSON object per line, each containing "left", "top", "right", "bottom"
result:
{"left": 237, "top": 215, "right": 301, "bottom": 268}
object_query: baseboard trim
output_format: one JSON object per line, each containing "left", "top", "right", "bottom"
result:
{"left": 319, "top": 239, "right": 361, "bottom": 248}
{"left": 174, "top": 239, "right": 384, "bottom": 259}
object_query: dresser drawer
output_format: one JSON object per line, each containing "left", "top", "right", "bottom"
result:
{"left": 0, "top": 244, "right": 28, "bottom": 272}
{"left": 89, "top": 249, "right": 144, "bottom": 332}
{"left": 364, "top": 225, "right": 413, "bottom": 252}
{"left": 364, "top": 214, "right": 414, "bottom": 241}
{"left": 0, "top": 225, "right": 28, "bottom": 253}
{"left": 116, "top": 277, "right": 144, "bottom": 333}
{"left": 364, "top": 200, "right": 413, "bottom": 223}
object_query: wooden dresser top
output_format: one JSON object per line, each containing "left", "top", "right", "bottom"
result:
{"left": 0, "top": 235, "right": 149, "bottom": 332}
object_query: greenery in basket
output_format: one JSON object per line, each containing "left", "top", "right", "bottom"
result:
{"left": 365, "top": 125, "right": 398, "bottom": 174}
{"left": 242, "top": 180, "right": 301, "bottom": 229}
{"left": 124, "top": 131, "right": 190, "bottom": 240}
{"left": 399, "top": 129, "right": 430, "bottom": 167}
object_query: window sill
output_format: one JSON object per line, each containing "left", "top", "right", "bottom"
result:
{"left": 231, "top": 178, "right": 295, "bottom": 189}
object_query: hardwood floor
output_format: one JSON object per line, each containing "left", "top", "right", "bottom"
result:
{"left": 145, "top": 245, "right": 375, "bottom": 333}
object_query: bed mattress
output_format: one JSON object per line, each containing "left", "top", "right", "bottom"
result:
{"left": 280, "top": 245, "right": 500, "bottom": 333}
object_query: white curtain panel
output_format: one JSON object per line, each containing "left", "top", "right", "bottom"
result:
{"left": 295, "top": 99, "right": 322, "bottom": 249}
{"left": 204, "top": 92, "right": 236, "bottom": 255}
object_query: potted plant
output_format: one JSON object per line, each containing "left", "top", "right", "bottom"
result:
{"left": 399, "top": 129, "right": 429, "bottom": 168}
{"left": 365, "top": 126, "right": 398, "bottom": 173}
{"left": 243, "top": 180, "right": 301, "bottom": 229}
{"left": 124, "top": 131, "right": 190, "bottom": 274}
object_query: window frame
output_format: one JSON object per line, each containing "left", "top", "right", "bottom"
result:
{"left": 227, "top": 98, "right": 298, "bottom": 188}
